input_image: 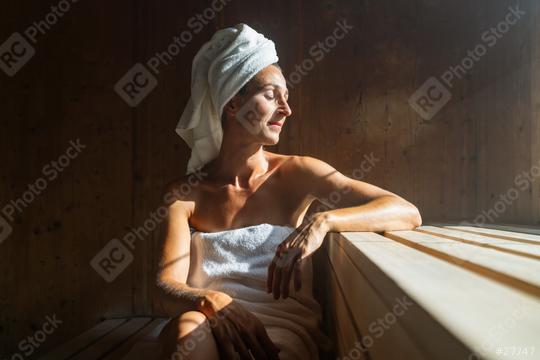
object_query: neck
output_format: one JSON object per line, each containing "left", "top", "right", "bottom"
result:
{"left": 209, "top": 134, "right": 269, "bottom": 190}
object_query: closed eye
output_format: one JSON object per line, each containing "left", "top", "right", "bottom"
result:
{"left": 261, "top": 85, "right": 289, "bottom": 102}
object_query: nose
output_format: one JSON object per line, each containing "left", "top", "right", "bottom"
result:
{"left": 277, "top": 94, "right": 292, "bottom": 117}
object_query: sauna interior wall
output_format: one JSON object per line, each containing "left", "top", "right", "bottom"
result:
{"left": 0, "top": 0, "right": 538, "bottom": 354}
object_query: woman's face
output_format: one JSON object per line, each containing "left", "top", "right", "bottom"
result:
{"left": 225, "top": 65, "right": 292, "bottom": 145}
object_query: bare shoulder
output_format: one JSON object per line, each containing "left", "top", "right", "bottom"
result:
{"left": 161, "top": 172, "right": 205, "bottom": 211}
{"left": 279, "top": 154, "right": 339, "bottom": 179}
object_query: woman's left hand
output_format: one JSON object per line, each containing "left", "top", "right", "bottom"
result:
{"left": 266, "top": 213, "right": 330, "bottom": 300}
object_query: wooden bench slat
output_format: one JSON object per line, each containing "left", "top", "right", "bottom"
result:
{"left": 418, "top": 226, "right": 540, "bottom": 259}
{"left": 74, "top": 318, "right": 152, "bottom": 360}
{"left": 104, "top": 318, "right": 169, "bottom": 360}
{"left": 385, "top": 230, "right": 540, "bottom": 296}
{"left": 337, "top": 231, "right": 540, "bottom": 360}
{"left": 459, "top": 223, "right": 540, "bottom": 236}
{"left": 327, "top": 235, "right": 428, "bottom": 360}
{"left": 434, "top": 224, "right": 540, "bottom": 243}
{"left": 38, "top": 319, "right": 126, "bottom": 360}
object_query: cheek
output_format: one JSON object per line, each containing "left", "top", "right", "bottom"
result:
{"left": 254, "top": 100, "right": 274, "bottom": 120}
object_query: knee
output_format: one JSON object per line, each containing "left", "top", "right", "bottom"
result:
{"left": 159, "top": 311, "right": 218, "bottom": 360}
{"left": 160, "top": 311, "right": 209, "bottom": 342}
{"left": 180, "top": 311, "right": 207, "bottom": 322}
{"left": 177, "top": 311, "right": 209, "bottom": 337}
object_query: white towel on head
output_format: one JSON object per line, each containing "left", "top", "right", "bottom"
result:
{"left": 175, "top": 23, "right": 279, "bottom": 175}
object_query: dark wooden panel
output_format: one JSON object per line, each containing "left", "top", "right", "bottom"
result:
{"left": 0, "top": 0, "right": 136, "bottom": 355}
{"left": 1, "top": 0, "right": 539, "bottom": 355}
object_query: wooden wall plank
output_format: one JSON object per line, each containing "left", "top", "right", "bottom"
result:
{"left": 2, "top": 0, "right": 539, "bottom": 354}
{"left": 0, "top": 0, "right": 137, "bottom": 355}
{"left": 473, "top": 1, "right": 537, "bottom": 225}
{"left": 531, "top": 1, "right": 540, "bottom": 225}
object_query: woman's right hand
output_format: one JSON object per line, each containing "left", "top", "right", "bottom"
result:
{"left": 196, "top": 290, "right": 281, "bottom": 360}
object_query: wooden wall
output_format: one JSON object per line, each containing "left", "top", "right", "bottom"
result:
{"left": 0, "top": 0, "right": 538, "bottom": 355}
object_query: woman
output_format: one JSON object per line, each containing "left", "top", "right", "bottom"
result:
{"left": 155, "top": 24, "right": 422, "bottom": 360}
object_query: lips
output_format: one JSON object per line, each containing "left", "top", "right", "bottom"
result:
{"left": 267, "top": 121, "right": 283, "bottom": 127}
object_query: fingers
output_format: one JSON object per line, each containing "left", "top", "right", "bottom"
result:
{"left": 266, "top": 258, "right": 276, "bottom": 293}
{"left": 230, "top": 330, "right": 252, "bottom": 359}
{"left": 213, "top": 324, "right": 238, "bottom": 359}
{"left": 211, "top": 315, "right": 247, "bottom": 360}
{"left": 271, "top": 262, "right": 283, "bottom": 299}
{"left": 269, "top": 229, "right": 308, "bottom": 299}
{"left": 275, "top": 249, "right": 301, "bottom": 299}
{"left": 294, "top": 260, "right": 302, "bottom": 291}
{"left": 228, "top": 318, "right": 258, "bottom": 360}
{"left": 280, "top": 261, "right": 294, "bottom": 298}
{"left": 256, "top": 326, "right": 281, "bottom": 360}
{"left": 244, "top": 333, "right": 268, "bottom": 360}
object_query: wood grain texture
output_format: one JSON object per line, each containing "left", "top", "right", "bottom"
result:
{"left": 38, "top": 319, "right": 126, "bottom": 360}
{"left": 333, "top": 230, "right": 540, "bottom": 360}
{"left": 1, "top": 0, "right": 539, "bottom": 355}
{"left": 327, "top": 234, "right": 426, "bottom": 359}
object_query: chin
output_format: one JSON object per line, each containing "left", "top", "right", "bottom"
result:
{"left": 260, "top": 132, "right": 280, "bottom": 145}
{"left": 264, "top": 137, "right": 279, "bottom": 146}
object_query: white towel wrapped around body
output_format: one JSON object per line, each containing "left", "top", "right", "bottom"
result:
{"left": 187, "top": 223, "right": 334, "bottom": 359}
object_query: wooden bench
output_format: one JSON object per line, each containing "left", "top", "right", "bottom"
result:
{"left": 38, "top": 317, "right": 170, "bottom": 360}
{"left": 317, "top": 223, "right": 540, "bottom": 360}
{"left": 41, "top": 223, "right": 540, "bottom": 359}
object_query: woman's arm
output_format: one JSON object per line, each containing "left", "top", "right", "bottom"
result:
{"left": 296, "top": 155, "right": 422, "bottom": 233}
{"left": 155, "top": 186, "right": 213, "bottom": 316}
{"left": 267, "top": 156, "right": 422, "bottom": 300}
{"left": 156, "top": 183, "right": 282, "bottom": 358}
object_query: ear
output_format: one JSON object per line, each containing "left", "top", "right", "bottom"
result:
{"left": 223, "top": 95, "right": 242, "bottom": 119}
